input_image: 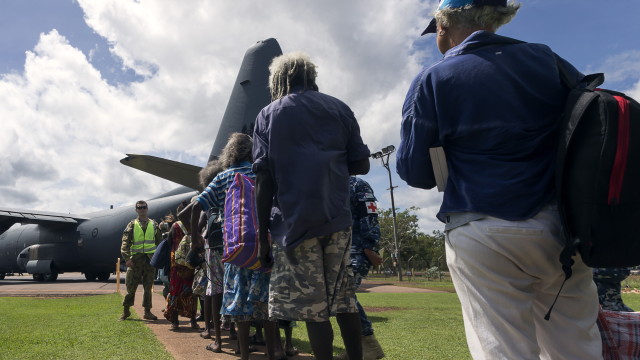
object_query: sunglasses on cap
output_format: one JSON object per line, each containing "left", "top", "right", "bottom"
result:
{"left": 136, "top": 205, "right": 148, "bottom": 210}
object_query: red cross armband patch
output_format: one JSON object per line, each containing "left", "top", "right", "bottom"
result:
{"left": 365, "top": 201, "right": 378, "bottom": 214}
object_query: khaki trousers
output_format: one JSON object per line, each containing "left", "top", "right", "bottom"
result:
{"left": 446, "top": 207, "right": 602, "bottom": 360}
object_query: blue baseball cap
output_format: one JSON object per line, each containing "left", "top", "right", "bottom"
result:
{"left": 421, "top": 0, "right": 508, "bottom": 35}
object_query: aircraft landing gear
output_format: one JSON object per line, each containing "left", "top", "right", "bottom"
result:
{"left": 43, "top": 272, "right": 58, "bottom": 282}
{"left": 84, "top": 272, "right": 97, "bottom": 281}
{"left": 33, "top": 274, "right": 45, "bottom": 282}
{"left": 96, "top": 272, "right": 111, "bottom": 282}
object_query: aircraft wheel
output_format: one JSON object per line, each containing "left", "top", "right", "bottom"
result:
{"left": 84, "top": 272, "right": 97, "bottom": 281}
{"left": 0, "top": 273, "right": 5, "bottom": 280}
{"left": 33, "top": 274, "right": 45, "bottom": 282}
{"left": 43, "top": 273, "right": 58, "bottom": 282}
{"left": 96, "top": 272, "right": 110, "bottom": 282}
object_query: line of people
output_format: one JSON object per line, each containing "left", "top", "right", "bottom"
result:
{"left": 118, "top": 1, "right": 640, "bottom": 358}
{"left": 118, "top": 51, "right": 386, "bottom": 360}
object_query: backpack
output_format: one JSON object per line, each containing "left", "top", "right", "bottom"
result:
{"left": 222, "top": 172, "right": 270, "bottom": 272}
{"left": 149, "top": 237, "right": 170, "bottom": 269}
{"left": 555, "top": 67, "right": 640, "bottom": 274}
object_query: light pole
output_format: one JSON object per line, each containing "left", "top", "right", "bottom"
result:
{"left": 371, "top": 145, "right": 403, "bottom": 281}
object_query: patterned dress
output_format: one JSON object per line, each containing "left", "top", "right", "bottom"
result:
{"left": 164, "top": 221, "right": 197, "bottom": 320}
{"left": 196, "top": 162, "right": 270, "bottom": 321}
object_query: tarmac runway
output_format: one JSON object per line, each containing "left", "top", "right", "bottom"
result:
{"left": 0, "top": 272, "right": 439, "bottom": 297}
{"left": 0, "top": 272, "right": 125, "bottom": 297}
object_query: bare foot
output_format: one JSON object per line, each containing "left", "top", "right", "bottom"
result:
{"left": 205, "top": 342, "right": 222, "bottom": 353}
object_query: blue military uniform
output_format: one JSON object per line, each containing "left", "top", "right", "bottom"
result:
{"left": 350, "top": 176, "right": 381, "bottom": 278}
{"left": 349, "top": 176, "right": 381, "bottom": 335}
{"left": 592, "top": 267, "right": 634, "bottom": 312}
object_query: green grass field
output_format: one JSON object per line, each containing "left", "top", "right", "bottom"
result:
{"left": 291, "top": 292, "right": 471, "bottom": 359}
{"left": 0, "top": 294, "right": 172, "bottom": 360}
{"left": 0, "top": 290, "right": 639, "bottom": 360}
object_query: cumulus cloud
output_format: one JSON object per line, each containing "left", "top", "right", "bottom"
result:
{"left": 5, "top": 1, "right": 636, "bottom": 234}
{"left": 1, "top": 0, "right": 445, "bottom": 227}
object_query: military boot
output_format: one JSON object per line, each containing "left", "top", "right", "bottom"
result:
{"left": 143, "top": 308, "right": 158, "bottom": 320}
{"left": 119, "top": 306, "right": 131, "bottom": 321}
{"left": 362, "top": 334, "right": 385, "bottom": 360}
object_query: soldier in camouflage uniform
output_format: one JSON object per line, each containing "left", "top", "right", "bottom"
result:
{"left": 119, "top": 200, "right": 162, "bottom": 321}
{"left": 592, "top": 267, "right": 634, "bottom": 312}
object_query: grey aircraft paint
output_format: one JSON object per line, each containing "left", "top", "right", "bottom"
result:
{"left": 0, "top": 38, "right": 283, "bottom": 281}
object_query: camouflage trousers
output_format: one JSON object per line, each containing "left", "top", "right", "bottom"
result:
{"left": 593, "top": 267, "right": 634, "bottom": 312}
{"left": 122, "top": 254, "right": 156, "bottom": 309}
{"left": 269, "top": 227, "right": 357, "bottom": 322}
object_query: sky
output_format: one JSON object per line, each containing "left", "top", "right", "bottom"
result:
{"left": 1, "top": 0, "right": 639, "bottom": 234}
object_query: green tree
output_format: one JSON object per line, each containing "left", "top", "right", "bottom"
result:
{"left": 377, "top": 207, "right": 447, "bottom": 275}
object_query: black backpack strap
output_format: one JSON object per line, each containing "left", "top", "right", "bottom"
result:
{"left": 545, "top": 58, "right": 604, "bottom": 320}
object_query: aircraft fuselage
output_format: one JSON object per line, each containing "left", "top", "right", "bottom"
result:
{"left": 0, "top": 191, "right": 194, "bottom": 281}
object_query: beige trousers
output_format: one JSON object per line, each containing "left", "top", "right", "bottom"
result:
{"left": 446, "top": 207, "right": 602, "bottom": 360}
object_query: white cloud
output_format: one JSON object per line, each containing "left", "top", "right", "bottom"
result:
{"left": 1, "top": 0, "right": 443, "bottom": 223}
{"left": 10, "top": 1, "right": 636, "bottom": 235}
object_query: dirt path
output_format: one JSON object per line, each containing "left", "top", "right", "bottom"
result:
{"left": 130, "top": 289, "right": 314, "bottom": 360}
{"left": 129, "top": 281, "right": 441, "bottom": 359}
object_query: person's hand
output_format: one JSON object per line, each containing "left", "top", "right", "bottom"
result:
{"left": 125, "top": 259, "right": 134, "bottom": 268}
{"left": 364, "top": 248, "right": 383, "bottom": 266}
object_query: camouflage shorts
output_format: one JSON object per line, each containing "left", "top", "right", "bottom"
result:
{"left": 268, "top": 227, "right": 357, "bottom": 322}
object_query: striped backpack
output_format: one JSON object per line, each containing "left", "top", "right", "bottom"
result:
{"left": 222, "top": 172, "right": 270, "bottom": 272}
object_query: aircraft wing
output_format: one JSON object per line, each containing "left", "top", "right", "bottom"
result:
{"left": 120, "top": 154, "right": 203, "bottom": 191}
{"left": 0, "top": 208, "right": 89, "bottom": 234}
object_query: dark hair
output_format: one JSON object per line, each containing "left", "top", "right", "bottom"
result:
{"left": 219, "top": 133, "right": 253, "bottom": 169}
{"left": 135, "top": 200, "right": 147, "bottom": 207}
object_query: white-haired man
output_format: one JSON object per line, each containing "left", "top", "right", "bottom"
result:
{"left": 397, "top": 1, "right": 602, "bottom": 359}
{"left": 253, "top": 52, "right": 371, "bottom": 360}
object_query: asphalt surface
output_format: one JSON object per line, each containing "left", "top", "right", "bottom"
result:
{"left": 0, "top": 272, "right": 438, "bottom": 297}
{"left": 0, "top": 272, "right": 122, "bottom": 296}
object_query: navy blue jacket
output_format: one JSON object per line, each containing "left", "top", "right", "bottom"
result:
{"left": 253, "top": 88, "right": 370, "bottom": 249}
{"left": 397, "top": 31, "right": 582, "bottom": 222}
{"left": 349, "top": 176, "right": 381, "bottom": 254}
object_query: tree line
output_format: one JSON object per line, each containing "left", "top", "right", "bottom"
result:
{"left": 377, "top": 206, "right": 447, "bottom": 274}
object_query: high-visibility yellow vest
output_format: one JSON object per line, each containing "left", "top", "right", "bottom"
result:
{"left": 132, "top": 219, "right": 157, "bottom": 254}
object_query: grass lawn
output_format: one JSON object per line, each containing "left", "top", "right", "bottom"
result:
{"left": 1, "top": 290, "right": 638, "bottom": 360}
{"left": 0, "top": 293, "right": 171, "bottom": 360}
{"left": 290, "top": 292, "right": 472, "bottom": 360}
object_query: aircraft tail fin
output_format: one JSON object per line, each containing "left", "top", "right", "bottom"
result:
{"left": 119, "top": 38, "right": 282, "bottom": 189}
{"left": 208, "top": 38, "right": 282, "bottom": 161}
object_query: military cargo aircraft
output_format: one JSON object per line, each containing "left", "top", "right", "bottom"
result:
{"left": 0, "top": 38, "right": 283, "bottom": 281}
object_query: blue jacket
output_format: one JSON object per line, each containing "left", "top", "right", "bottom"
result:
{"left": 349, "top": 176, "right": 381, "bottom": 254}
{"left": 397, "top": 31, "right": 583, "bottom": 222}
{"left": 253, "top": 88, "right": 370, "bottom": 249}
